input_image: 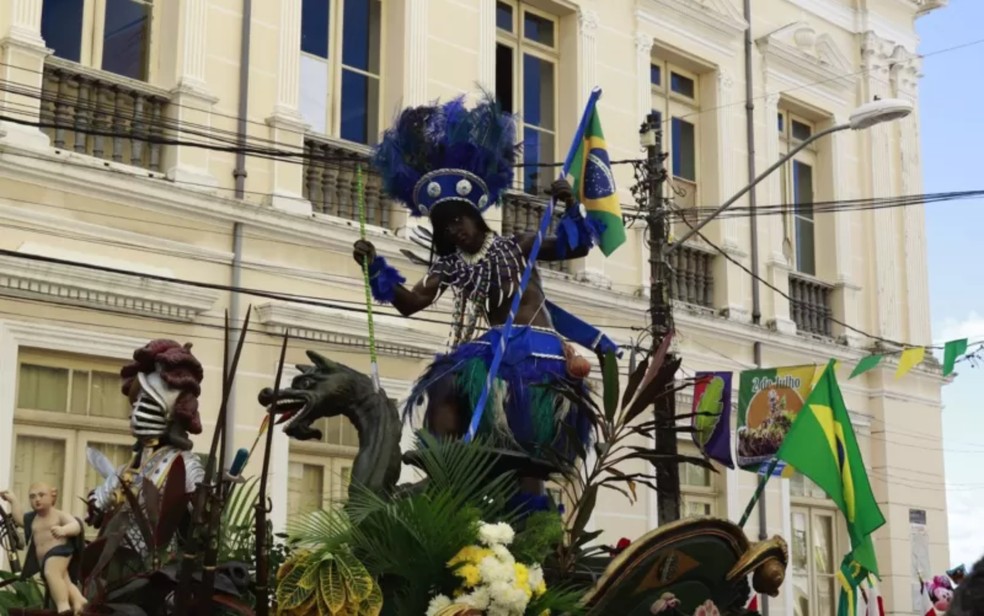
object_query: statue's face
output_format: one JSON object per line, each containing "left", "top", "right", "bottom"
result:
{"left": 28, "top": 484, "right": 55, "bottom": 513}
{"left": 129, "top": 370, "right": 179, "bottom": 442}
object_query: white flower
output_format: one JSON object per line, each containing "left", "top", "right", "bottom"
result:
{"left": 478, "top": 521, "right": 515, "bottom": 547}
{"left": 491, "top": 543, "right": 515, "bottom": 564}
{"left": 426, "top": 594, "right": 453, "bottom": 616}
{"left": 528, "top": 564, "right": 544, "bottom": 590}
{"left": 460, "top": 587, "right": 492, "bottom": 610}
{"left": 478, "top": 555, "right": 513, "bottom": 585}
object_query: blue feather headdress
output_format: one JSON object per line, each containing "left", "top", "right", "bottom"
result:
{"left": 372, "top": 94, "right": 519, "bottom": 219}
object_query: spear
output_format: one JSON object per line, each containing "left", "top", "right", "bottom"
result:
{"left": 254, "top": 332, "right": 289, "bottom": 616}
{"left": 174, "top": 307, "right": 252, "bottom": 613}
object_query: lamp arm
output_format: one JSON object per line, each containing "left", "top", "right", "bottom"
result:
{"left": 666, "top": 122, "right": 849, "bottom": 253}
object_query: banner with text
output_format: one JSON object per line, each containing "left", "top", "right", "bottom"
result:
{"left": 736, "top": 365, "right": 819, "bottom": 470}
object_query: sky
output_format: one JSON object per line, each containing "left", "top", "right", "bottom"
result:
{"left": 916, "top": 0, "right": 984, "bottom": 572}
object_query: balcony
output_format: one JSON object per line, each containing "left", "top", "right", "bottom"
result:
{"left": 668, "top": 243, "right": 715, "bottom": 309}
{"left": 789, "top": 273, "right": 833, "bottom": 337}
{"left": 303, "top": 135, "right": 396, "bottom": 229}
{"left": 500, "top": 191, "right": 568, "bottom": 273}
{"left": 39, "top": 57, "right": 169, "bottom": 172}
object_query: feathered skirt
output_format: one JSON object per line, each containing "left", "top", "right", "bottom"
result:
{"left": 404, "top": 325, "right": 594, "bottom": 460}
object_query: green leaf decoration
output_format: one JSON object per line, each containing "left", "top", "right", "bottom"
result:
{"left": 335, "top": 549, "right": 373, "bottom": 602}
{"left": 358, "top": 583, "right": 383, "bottom": 616}
{"left": 850, "top": 354, "right": 883, "bottom": 379}
{"left": 320, "top": 560, "right": 348, "bottom": 612}
{"left": 276, "top": 557, "right": 312, "bottom": 610}
{"left": 299, "top": 557, "right": 321, "bottom": 591}
{"left": 602, "top": 350, "right": 620, "bottom": 422}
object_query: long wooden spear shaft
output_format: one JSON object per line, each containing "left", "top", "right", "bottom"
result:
{"left": 174, "top": 307, "right": 252, "bottom": 613}
{"left": 254, "top": 332, "right": 289, "bottom": 616}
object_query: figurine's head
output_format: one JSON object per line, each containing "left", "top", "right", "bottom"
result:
{"left": 430, "top": 200, "right": 492, "bottom": 257}
{"left": 121, "top": 339, "right": 204, "bottom": 450}
{"left": 27, "top": 483, "right": 57, "bottom": 513}
{"left": 372, "top": 94, "right": 517, "bottom": 259}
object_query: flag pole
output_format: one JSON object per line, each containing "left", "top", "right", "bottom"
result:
{"left": 738, "top": 457, "right": 779, "bottom": 529}
{"left": 465, "top": 86, "right": 604, "bottom": 442}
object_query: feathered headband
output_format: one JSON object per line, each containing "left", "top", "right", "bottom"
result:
{"left": 371, "top": 94, "right": 519, "bottom": 219}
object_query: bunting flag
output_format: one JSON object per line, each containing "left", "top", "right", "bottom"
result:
{"left": 850, "top": 354, "right": 883, "bottom": 379}
{"left": 691, "top": 372, "right": 734, "bottom": 468}
{"left": 896, "top": 347, "right": 927, "bottom": 379}
{"left": 847, "top": 338, "right": 975, "bottom": 381}
{"left": 943, "top": 339, "right": 969, "bottom": 377}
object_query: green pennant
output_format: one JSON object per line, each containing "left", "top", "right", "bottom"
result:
{"left": 850, "top": 354, "right": 882, "bottom": 379}
{"left": 943, "top": 338, "right": 969, "bottom": 377}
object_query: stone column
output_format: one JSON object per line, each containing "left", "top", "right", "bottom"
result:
{"left": 165, "top": 0, "right": 219, "bottom": 188}
{"left": 265, "top": 0, "right": 311, "bottom": 215}
{"left": 760, "top": 92, "right": 795, "bottom": 334}
{"left": 392, "top": 0, "right": 433, "bottom": 237}
{"left": 892, "top": 48, "right": 931, "bottom": 344}
{"left": 0, "top": 0, "right": 51, "bottom": 149}
{"left": 574, "top": 9, "right": 609, "bottom": 287}
{"left": 828, "top": 116, "right": 863, "bottom": 347}
{"left": 476, "top": 0, "right": 493, "bottom": 95}
{"left": 861, "top": 32, "right": 901, "bottom": 342}
{"left": 714, "top": 69, "right": 750, "bottom": 322}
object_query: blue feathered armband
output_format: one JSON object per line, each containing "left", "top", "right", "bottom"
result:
{"left": 555, "top": 204, "right": 607, "bottom": 258}
{"left": 368, "top": 256, "right": 406, "bottom": 304}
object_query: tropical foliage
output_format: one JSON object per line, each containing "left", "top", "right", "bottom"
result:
{"left": 0, "top": 571, "right": 44, "bottom": 613}
{"left": 279, "top": 434, "right": 582, "bottom": 616}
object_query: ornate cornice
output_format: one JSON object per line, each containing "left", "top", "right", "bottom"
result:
{"left": 0, "top": 248, "right": 220, "bottom": 321}
{"left": 635, "top": 0, "right": 747, "bottom": 56}
{"left": 254, "top": 302, "right": 445, "bottom": 359}
{"left": 758, "top": 23, "right": 857, "bottom": 98}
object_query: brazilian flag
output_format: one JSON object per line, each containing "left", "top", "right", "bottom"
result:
{"left": 777, "top": 359, "right": 886, "bottom": 574}
{"left": 567, "top": 108, "right": 626, "bottom": 256}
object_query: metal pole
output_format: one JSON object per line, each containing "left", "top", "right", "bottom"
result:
{"left": 645, "top": 111, "right": 680, "bottom": 524}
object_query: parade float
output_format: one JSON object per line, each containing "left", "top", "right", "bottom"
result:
{"left": 0, "top": 90, "right": 793, "bottom": 615}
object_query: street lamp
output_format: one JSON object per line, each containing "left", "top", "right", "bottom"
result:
{"left": 667, "top": 97, "right": 914, "bottom": 251}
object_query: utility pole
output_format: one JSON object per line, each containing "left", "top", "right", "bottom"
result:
{"left": 641, "top": 111, "right": 681, "bottom": 524}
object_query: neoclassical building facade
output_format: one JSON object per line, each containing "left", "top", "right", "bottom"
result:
{"left": 0, "top": 0, "right": 948, "bottom": 614}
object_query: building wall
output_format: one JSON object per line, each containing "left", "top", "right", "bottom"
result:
{"left": 0, "top": 0, "right": 950, "bottom": 614}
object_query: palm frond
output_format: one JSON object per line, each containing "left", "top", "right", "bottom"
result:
{"left": 220, "top": 477, "right": 260, "bottom": 561}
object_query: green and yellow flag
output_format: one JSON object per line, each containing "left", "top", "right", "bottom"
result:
{"left": 776, "top": 359, "right": 886, "bottom": 574}
{"left": 567, "top": 108, "right": 626, "bottom": 256}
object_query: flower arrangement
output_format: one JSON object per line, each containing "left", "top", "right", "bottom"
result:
{"left": 426, "top": 521, "right": 548, "bottom": 616}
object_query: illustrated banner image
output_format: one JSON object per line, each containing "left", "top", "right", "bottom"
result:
{"left": 736, "top": 365, "right": 818, "bottom": 470}
{"left": 691, "top": 372, "right": 734, "bottom": 469}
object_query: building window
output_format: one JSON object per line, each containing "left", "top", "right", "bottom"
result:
{"left": 779, "top": 110, "right": 817, "bottom": 276}
{"left": 790, "top": 472, "right": 841, "bottom": 616}
{"left": 651, "top": 59, "right": 700, "bottom": 227}
{"left": 496, "top": 1, "right": 558, "bottom": 196}
{"left": 40, "top": 0, "right": 153, "bottom": 82}
{"left": 680, "top": 454, "right": 717, "bottom": 519}
{"left": 12, "top": 349, "right": 134, "bottom": 538}
{"left": 299, "top": 0, "right": 382, "bottom": 145}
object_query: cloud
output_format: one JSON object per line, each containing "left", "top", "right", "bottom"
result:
{"left": 937, "top": 312, "right": 984, "bottom": 342}
{"left": 948, "top": 488, "right": 984, "bottom": 568}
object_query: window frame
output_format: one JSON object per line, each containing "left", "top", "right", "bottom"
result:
{"left": 286, "top": 453, "right": 354, "bottom": 516}
{"left": 779, "top": 109, "right": 818, "bottom": 276}
{"left": 790, "top": 471, "right": 842, "bottom": 616}
{"left": 496, "top": 0, "right": 560, "bottom": 195}
{"left": 678, "top": 446, "right": 717, "bottom": 519}
{"left": 651, "top": 58, "right": 701, "bottom": 228}
{"left": 299, "top": 0, "right": 384, "bottom": 145}
{"left": 12, "top": 347, "right": 138, "bottom": 530}
{"left": 42, "top": 0, "right": 159, "bottom": 83}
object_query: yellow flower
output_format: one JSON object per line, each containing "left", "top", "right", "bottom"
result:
{"left": 448, "top": 545, "right": 493, "bottom": 567}
{"left": 535, "top": 579, "right": 547, "bottom": 597}
{"left": 455, "top": 563, "right": 482, "bottom": 588}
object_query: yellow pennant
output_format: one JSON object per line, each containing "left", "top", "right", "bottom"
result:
{"left": 895, "top": 347, "right": 926, "bottom": 379}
